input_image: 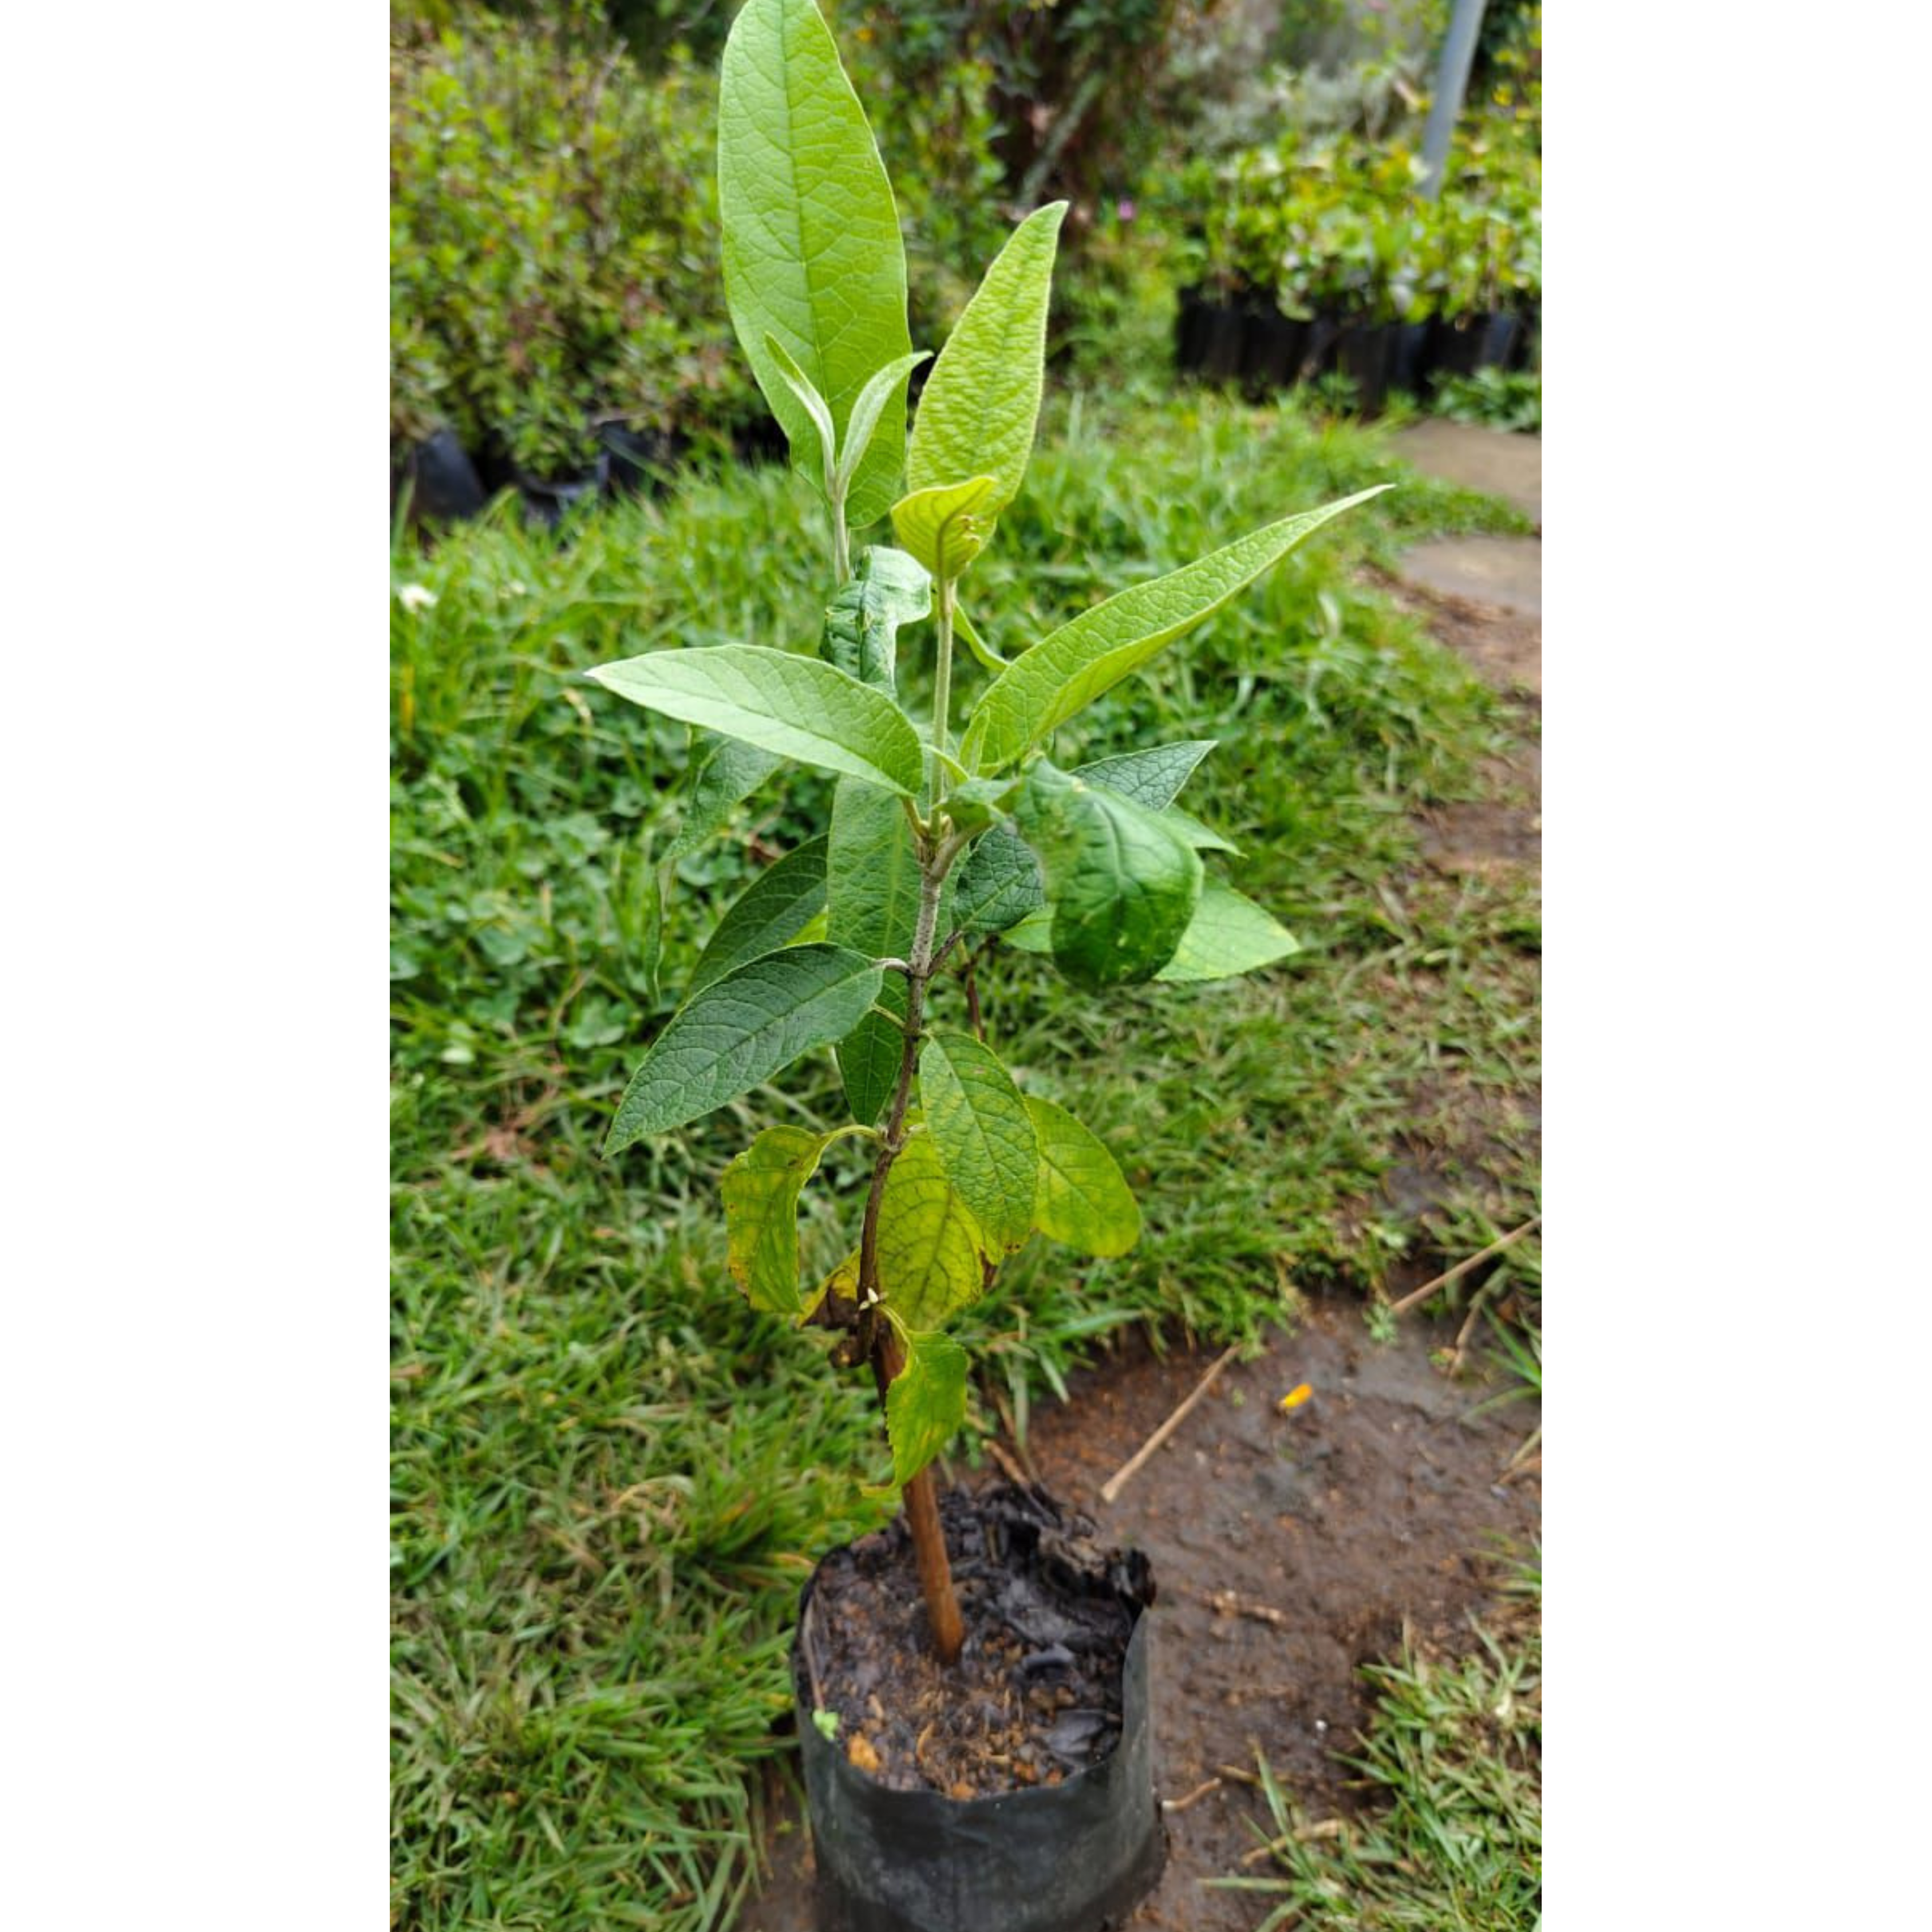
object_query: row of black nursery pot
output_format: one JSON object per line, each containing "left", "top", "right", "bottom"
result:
{"left": 391, "top": 413, "right": 789, "bottom": 531}
{"left": 1176, "top": 285, "right": 1535, "bottom": 413}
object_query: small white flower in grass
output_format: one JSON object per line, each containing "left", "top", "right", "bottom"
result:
{"left": 397, "top": 584, "right": 437, "bottom": 613}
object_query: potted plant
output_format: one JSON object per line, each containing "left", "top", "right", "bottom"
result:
{"left": 584, "top": 1, "right": 1381, "bottom": 1921}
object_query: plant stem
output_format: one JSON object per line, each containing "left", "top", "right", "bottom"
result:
{"left": 851, "top": 851, "right": 966, "bottom": 1665}
{"left": 929, "top": 575, "right": 956, "bottom": 800}
{"left": 831, "top": 496, "right": 851, "bottom": 586}
{"left": 874, "top": 1327, "right": 963, "bottom": 1664}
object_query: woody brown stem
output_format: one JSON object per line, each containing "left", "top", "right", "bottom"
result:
{"left": 875, "top": 1326, "right": 964, "bottom": 1664}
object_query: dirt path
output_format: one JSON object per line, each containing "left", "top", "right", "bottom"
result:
{"left": 738, "top": 426, "right": 1542, "bottom": 1930}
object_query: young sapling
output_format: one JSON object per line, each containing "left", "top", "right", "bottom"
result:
{"left": 587, "top": 0, "right": 1385, "bottom": 1665}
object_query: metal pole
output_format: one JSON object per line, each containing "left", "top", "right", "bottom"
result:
{"left": 1419, "top": 0, "right": 1489, "bottom": 200}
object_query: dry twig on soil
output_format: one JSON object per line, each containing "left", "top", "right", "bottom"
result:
{"left": 1097, "top": 1345, "right": 1239, "bottom": 1504}
{"left": 1389, "top": 1217, "right": 1539, "bottom": 1316}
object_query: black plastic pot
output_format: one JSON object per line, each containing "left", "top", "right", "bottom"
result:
{"left": 394, "top": 429, "right": 486, "bottom": 525}
{"left": 516, "top": 465, "right": 603, "bottom": 529}
{"left": 1392, "top": 319, "right": 1433, "bottom": 396}
{"left": 1198, "top": 301, "right": 1246, "bottom": 383}
{"left": 597, "top": 421, "right": 683, "bottom": 497}
{"left": 1239, "top": 305, "right": 1309, "bottom": 394}
{"left": 792, "top": 1515, "right": 1164, "bottom": 1931}
{"left": 1334, "top": 320, "right": 1397, "bottom": 414}
{"left": 1175, "top": 285, "right": 1211, "bottom": 374}
{"left": 1431, "top": 310, "right": 1525, "bottom": 382}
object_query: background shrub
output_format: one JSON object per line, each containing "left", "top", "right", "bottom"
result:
{"left": 389, "top": 5, "right": 750, "bottom": 476}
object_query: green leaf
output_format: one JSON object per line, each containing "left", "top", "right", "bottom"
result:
{"left": 686, "top": 836, "right": 829, "bottom": 995}
{"left": 886, "top": 1328, "right": 969, "bottom": 1486}
{"left": 821, "top": 547, "right": 931, "bottom": 693}
{"left": 961, "top": 487, "right": 1391, "bottom": 770}
{"left": 1025, "top": 1096, "right": 1141, "bottom": 1258}
{"left": 588, "top": 645, "right": 924, "bottom": 796}
{"left": 836, "top": 353, "right": 931, "bottom": 503}
{"left": 718, "top": 0, "right": 915, "bottom": 526}
{"left": 890, "top": 475, "right": 999, "bottom": 580}
{"left": 1156, "top": 881, "right": 1301, "bottom": 982}
{"left": 1072, "top": 741, "right": 1218, "bottom": 811}
{"left": 918, "top": 1032, "right": 1038, "bottom": 1253}
{"left": 837, "top": 997, "right": 906, "bottom": 1130}
{"left": 721, "top": 1125, "right": 837, "bottom": 1317}
{"left": 663, "top": 737, "right": 783, "bottom": 865}
{"left": 953, "top": 602, "right": 1008, "bottom": 671}
{"left": 827, "top": 776, "right": 922, "bottom": 1122}
{"left": 941, "top": 774, "right": 1018, "bottom": 835}
{"left": 950, "top": 823, "right": 1045, "bottom": 934}
{"left": 1001, "top": 906, "right": 1053, "bottom": 953}
{"left": 605, "top": 943, "right": 883, "bottom": 1153}
{"left": 1152, "top": 805, "right": 1239, "bottom": 855}
{"left": 875, "top": 1131, "right": 986, "bottom": 1329}
{"left": 906, "top": 203, "right": 1066, "bottom": 534}
{"left": 763, "top": 334, "right": 838, "bottom": 493}
{"left": 1015, "top": 760, "right": 1203, "bottom": 989}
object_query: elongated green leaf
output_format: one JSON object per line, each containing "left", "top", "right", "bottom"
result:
{"left": 663, "top": 737, "right": 783, "bottom": 865}
{"left": 906, "top": 203, "right": 1066, "bottom": 531}
{"left": 950, "top": 823, "right": 1045, "bottom": 934}
{"left": 1026, "top": 1096, "right": 1141, "bottom": 1258}
{"left": 1015, "top": 760, "right": 1203, "bottom": 989}
{"left": 836, "top": 352, "right": 931, "bottom": 503}
{"left": 821, "top": 547, "right": 931, "bottom": 693}
{"left": 919, "top": 1032, "right": 1037, "bottom": 1253}
{"left": 890, "top": 475, "right": 999, "bottom": 580}
{"left": 764, "top": 334, "right": 837, "bottom": 493}
{"left": 962, "top": 487, "right": 1390, "bottom": 770}
{"left": 588, "top": 645, "right": 924, "bottom": 796}
{"left": 886, "top": 1328, "right": 969, "bottom": 1485}
{"left": 828, "top": 776, "right": 921, "bottom": 1121}
{"left": 605, "top": 943, "right": 883, "bottom": 1153}
{"left": 1072, "top": 741, "right": 1218, "bottom": 811}
{"left": 1156, "top": 881, "right": 1301, "bottom": 982}
{"left": 875, "top": 1131, "right": 986, "bottom": 1329}
{"left": 953, "top": 602, "right": 1008, "bottom": 671}
{"left": 686, "top": 836, "right": 829, "bottom": 995}
{"left": 721, "top": 1125, "right": 837, "bottom": 1317}
{"left": 718, "top": 0, "right": 914, "bottom": 526}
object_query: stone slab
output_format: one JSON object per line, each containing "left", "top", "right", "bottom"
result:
{"left": 1392, "top": 419, "right": 1540, "bottom": 524}
{"left": 1396, "top": 535, "right": 1543, "bottom": 617}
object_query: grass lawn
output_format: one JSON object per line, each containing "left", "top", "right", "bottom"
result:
{"left": 390, "top": 387, "right": 1539, "bottom": 1930}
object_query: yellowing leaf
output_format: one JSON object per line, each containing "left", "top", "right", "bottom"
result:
{"left": 721, "top": 1126, "right": 837, "bottom": 1318}
{"left": 875, "top": 1131, "right": 987, "bottom": 1329}
{"left": 885, "top": 1327, "right": 969, "bottom": 1486}
{"left": 1026, "top": 1095, "right": 1141, "bottom": 1258}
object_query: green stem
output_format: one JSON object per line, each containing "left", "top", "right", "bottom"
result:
{"left": 831, "top": 494, "right": 851, "bottom": 587}
{"left": 930, "top": 576, "right": 957, "bottom": 805}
